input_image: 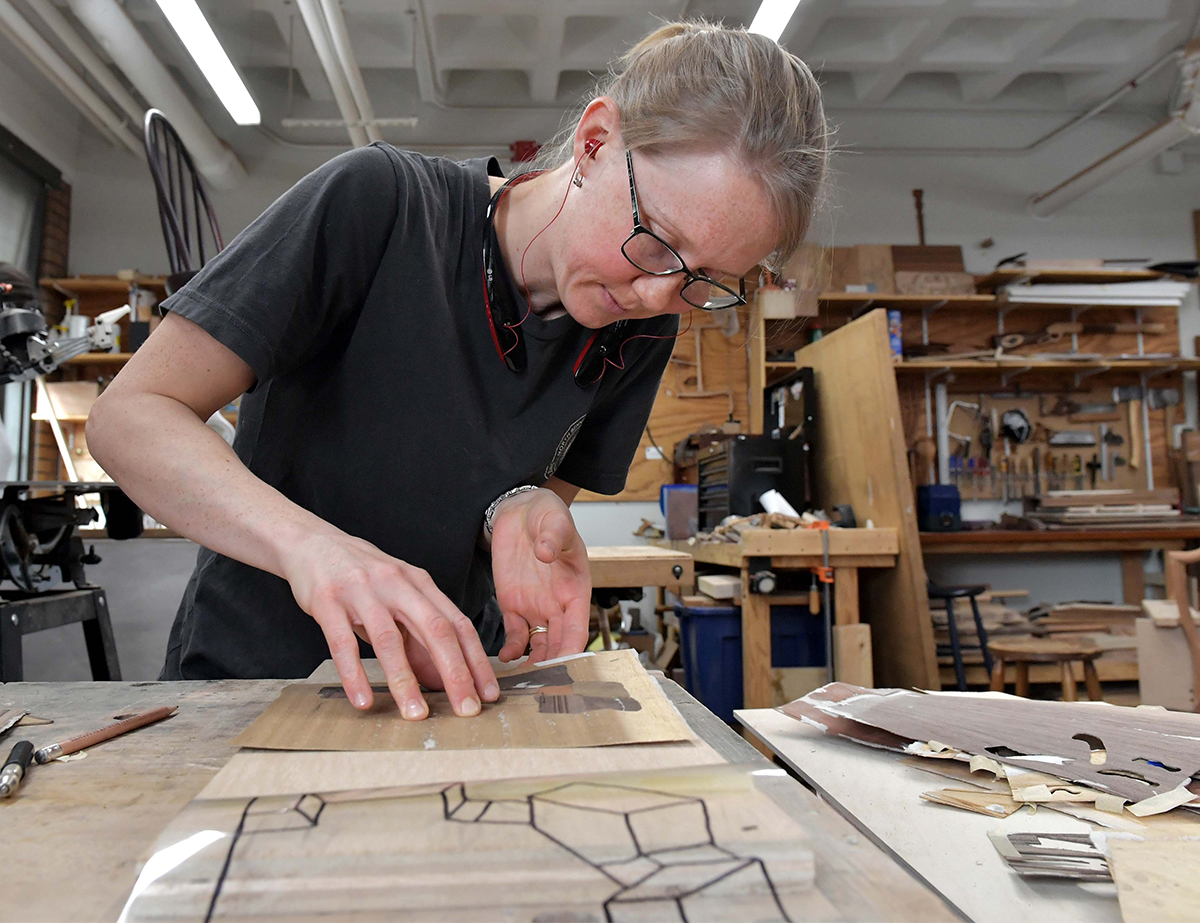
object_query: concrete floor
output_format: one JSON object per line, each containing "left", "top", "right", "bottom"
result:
{"left": 17, "top": 538, "right": 198, "bottom": 682}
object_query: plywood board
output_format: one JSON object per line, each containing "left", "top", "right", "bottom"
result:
{"left": 232, "top": 651, "right": 693, "bottom": 752}
{"left": 1136, "top": 619, "right": 1196, "bottom": 710}
{"left": 201, "top": 738, "right": 727, "bottom": 800}
{"left": 736, "top": 707, "right": 1121, "bottom": 923}
{"left": 123, "top": 765, "right": 816, "bottom": 923}
{"left": 793, "top": 310, "right": 939, "bottom": 687}
{"left": 1109, "top": 838, "right": 1200, "bottom": 922}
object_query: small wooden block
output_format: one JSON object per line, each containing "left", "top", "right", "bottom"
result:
{"left": 697, "top": 573, "right": 741, "bottom": 600}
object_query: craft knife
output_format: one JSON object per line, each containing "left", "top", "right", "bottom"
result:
{"left": 0, "top": 740, "right": 33, "bottom": 798}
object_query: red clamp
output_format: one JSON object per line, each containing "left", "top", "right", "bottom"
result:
{"left": 806, "top": 520, "right": 833, "bottom": 583}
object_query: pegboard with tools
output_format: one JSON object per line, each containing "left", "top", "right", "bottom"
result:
{"left": 933, "top": 385, "right": 1178, "bottom": 501}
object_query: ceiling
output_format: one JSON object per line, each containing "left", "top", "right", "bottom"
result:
{"left": 12, "top": 0, "right": 1200, "bottom": 159}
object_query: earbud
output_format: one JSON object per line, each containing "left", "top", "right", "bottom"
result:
{"left": 573, "top": 140, "right": 603, "bottom": 187}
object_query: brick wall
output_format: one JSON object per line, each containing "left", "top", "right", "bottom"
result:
{"left": 34, "top": 180, "right": 71, "bottom": 481}
{"left": 38, "top": 180, "right": 70, "bottom": 280}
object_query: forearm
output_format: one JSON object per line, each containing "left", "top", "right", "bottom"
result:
{"left": 87, "top": 393, "right": 337, "bottom": 578}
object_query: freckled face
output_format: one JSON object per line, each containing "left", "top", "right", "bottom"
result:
{"left": 551, "top": 147, "right": 779, "bottom": 329}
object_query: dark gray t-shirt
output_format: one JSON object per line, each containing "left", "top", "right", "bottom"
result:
{"left": 159, "top": 144, "right": 676, "bottom": 680}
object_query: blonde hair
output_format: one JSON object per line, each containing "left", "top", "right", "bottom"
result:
{"left": 533, "top": 20, "right": 828, "bottom": 271}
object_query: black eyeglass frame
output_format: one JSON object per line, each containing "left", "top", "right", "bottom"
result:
{"left": 620, "top": 149, "right": 747, "bottom": 311}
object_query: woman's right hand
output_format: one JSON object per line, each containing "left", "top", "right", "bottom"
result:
{"left": 282, "top": 530, "right": 500, "bottom": 719}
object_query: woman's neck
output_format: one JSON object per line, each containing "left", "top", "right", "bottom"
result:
{"left": 489, "top": 164, "right": 572, "bottom": 315}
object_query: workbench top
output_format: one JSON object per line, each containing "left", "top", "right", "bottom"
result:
{"left": 1, "top": 676, "right": 953, "bottom": 922}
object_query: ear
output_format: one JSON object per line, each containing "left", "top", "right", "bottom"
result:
{"left": 571, "top": 97, "right": 620, "bottom": 171}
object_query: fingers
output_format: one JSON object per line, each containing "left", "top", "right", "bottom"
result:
{"left": 559, "top": 595, "right": 591, "bottom": 657}
{"left": 395, "top": 564, "right": 498, "bottom": 704}
{"left": 317, "top": 607, "right": 374, "bottom": 710}
{"left": 373, "top": 580, "right": 481, "bottom": 717}
{"left": 349, "top": 596, "right": 427, "bottom": 720}
{"left": 498, "top": 608, "right": 530, "bottom": 662}
{"left": 448, "top": 610, "right": 499, "bottom": 702}
{"left": 529, "top": 505, "right": 576, "bottom": 566}
{"left": 528, "top": 621, "right": 551, "bottom": 663}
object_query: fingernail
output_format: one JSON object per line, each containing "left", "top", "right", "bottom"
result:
{"left": 405, "top": 699, "right": 425, "bottom": 720}
{"left": 353, "top": 692, "right": 369, "bottom": 709}
{"left": 484, "top": 682, "right": 499, "bottom": 700}
{"left": 460, "top": 696, "right": 480, "bottom": 717}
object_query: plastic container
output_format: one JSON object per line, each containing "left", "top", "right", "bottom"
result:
{"left": 675, "top": 602, "right": 826, "bottom": 724}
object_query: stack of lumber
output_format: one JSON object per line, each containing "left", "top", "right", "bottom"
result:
{"left": 1029, "top": 601, "right": 1141, "bottom": 637}
{"left": 1023, "top": 489, "right": 1180, "bottom": 528}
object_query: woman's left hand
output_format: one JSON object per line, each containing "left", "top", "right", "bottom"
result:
{"left": 490, "top": 487, "right": 591, "bottom": 663}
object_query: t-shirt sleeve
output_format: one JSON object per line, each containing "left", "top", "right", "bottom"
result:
{"left": 160, "top": 144, "right": 400, "bottom": 386}
{"left": 554, "top": 317, "right": 679, "bottom": 494}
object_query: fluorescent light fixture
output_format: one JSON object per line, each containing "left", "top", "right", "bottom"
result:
{"left": 748, "top": 0, "right": 804, "bottom": 42}
{"left": 152, "top": 0, "right": 260, "bottom": 125}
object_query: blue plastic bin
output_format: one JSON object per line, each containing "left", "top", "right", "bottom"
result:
{"left": 675, "top": 602, "right": 826, "bottom": 724}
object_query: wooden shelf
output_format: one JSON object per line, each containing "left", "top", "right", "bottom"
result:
{"left": 896, "top": 357, "right": 1200, "bottom": 373}
{"left": 818, "top": 293, "right": 997, "bottom": 312}
{"left": 40, "top": 276, "right": 167, "bottom": 295}
{"left": 64, "top": 352, "right": 133, "bottom": 364}
{"left": 974, "top": 267, "right": 1164, "bottom": 293}
{"left": 815, "top": 291, "right": 1182, "bottom": 313}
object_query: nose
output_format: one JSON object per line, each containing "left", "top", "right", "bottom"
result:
{"left": 632, "top": 273, "right": 689, "bottom": 315}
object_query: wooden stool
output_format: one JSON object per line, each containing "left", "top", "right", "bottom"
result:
{"left": 987, "top": 638, "right": 1103, "bottom": 702}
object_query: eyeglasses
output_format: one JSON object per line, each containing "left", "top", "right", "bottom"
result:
{"left": 620, "top": 149, "right": 747, "bottom": 311}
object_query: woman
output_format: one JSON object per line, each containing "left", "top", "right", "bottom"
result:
{"left": 87, "top": 20, "right": 828, "bottom": 720}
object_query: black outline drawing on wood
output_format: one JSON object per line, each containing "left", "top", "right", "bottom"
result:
{"left": 202, "top": 782, "right": 794, "bottom": 923}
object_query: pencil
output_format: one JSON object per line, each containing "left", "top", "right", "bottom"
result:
{"left": 33, "top": 706, "right": 178, "bottom": 764}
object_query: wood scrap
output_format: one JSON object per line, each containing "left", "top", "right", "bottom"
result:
{"left": 920, "top": 787, "right": 1022, "bottom": 817}
{"left": 988, "top": 831, "right": 1111, "bottom": 881}
{"left": 899, "top": 754, "right": 1009, "bottom": 792}
{"left": 790, "top": 682, "right": 1200, "bottom": 805}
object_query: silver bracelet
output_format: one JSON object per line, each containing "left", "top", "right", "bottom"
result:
{"left": 484, "top": 485, "right": 540, "bottom": 536}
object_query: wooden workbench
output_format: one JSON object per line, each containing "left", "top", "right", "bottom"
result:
{"left": 921, "top": 525, "right": 1200, "bottom": 604}
{"left": 675, "top": 528, "right": 899, "bottom": 708}
{"left": 1, "top": 675, "right": 954, "bottom": 922}
{"left": 587, "top": 544, "right": 692, "bottom": 589}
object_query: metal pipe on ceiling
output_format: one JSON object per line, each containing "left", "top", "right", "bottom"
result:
{"left": 0, "top": 0, "right": 140, "bottom": 154}
{"left": 317, "top": 0, "right": 381, "bottom": 143}
{"left": 67, "top": 0, "right": 246, "bottom": 188}
{"left": 25, "top": 1, "right": 144, "bottom": 127}
{"left": 1029, "top": 40, "right": 1200, "bottom": 217}
{"left": 294, "top": 0, "right": 368, "bottom": 147}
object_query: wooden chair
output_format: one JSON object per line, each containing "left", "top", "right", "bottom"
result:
{"left": 988, "top": 637, "right": 1104, "bottom": 701}
{"left": 1163, "top": 548, "right": 1200, "bottom": 712}
{"left": 142, "top": 109, "right": 224, "bottom": 297}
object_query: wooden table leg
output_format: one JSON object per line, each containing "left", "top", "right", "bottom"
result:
{"left": 1083, "top": 658, "right": 1104, "bottom": 701}
{"left": 741, "top": 567, "right": 774, "bottom": 709}
{"left": 834, "top": 567, "right": 859, "bottom": 625}
{"left": 1121, "top": 551, "right": 1146, "bottom": 605}
{"left": 832, "top": 566, "right": 873, "bottom": 686}
{"left": 1060, "top": 661, "right": 1078, "bottom": 702}
{"left": 989, "top": 658, "right": 1006, "bottom": 692}
{"left": 1015, "top": 663, "right": 1030, "bottom": 697}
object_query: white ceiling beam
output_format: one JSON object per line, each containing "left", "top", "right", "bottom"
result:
{"left": 958, "top": 15, "right": 1085, "bottom": 103}
{"left": 850, "top": 1, "right": 969, "bottom": 105}
{"left": 264, "top": 6, "right": 334, "bottom": 103}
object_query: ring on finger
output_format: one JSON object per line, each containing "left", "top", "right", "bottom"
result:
{"left": 529, "top": 625, "right": 548, "bottom": 635}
